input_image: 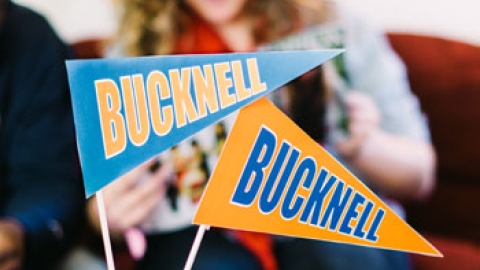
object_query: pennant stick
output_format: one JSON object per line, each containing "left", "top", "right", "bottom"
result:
{"left": 96, "top": 190, "right": 116, "bottom": 270}
{"left": 183, "top": 225, "right": 210, "bottom": 270}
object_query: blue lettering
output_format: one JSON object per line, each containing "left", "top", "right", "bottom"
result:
{"left": 299, "top": 168, "right": 336, "bottom": 225}
{"left": 366, "top": 208, "right": 385, "bottom": 242}
{"left": 259, "top": 142, "right": 297, "bottom": 213}
{"left": 231, "top": 126, "right": 276, "bottom": 206}
{"left": 281, "top": 156, "right": 315, "bottom": 220}
{"left": 339, "top": 192, "right": 366, "bottom": 235}
{"left": 353, "top": 200, "right": 374, "bottom": 238}
{"left": 319, "top": 180, "right": 353, "bottom": 230}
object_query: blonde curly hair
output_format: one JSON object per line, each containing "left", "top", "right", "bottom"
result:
{"left": 117, "top": 0, "right": 329, "bottom": 56}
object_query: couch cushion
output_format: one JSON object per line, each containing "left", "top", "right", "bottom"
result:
{"left": 388, "top": 34, "right": 480, "bottom": 244}
{"left": 388, "top": 33, "right": 480, "bottom": 186}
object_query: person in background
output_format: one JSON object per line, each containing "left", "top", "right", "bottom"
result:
{"left": 0, "top": 0, "right": 84, "bottom": 269}
{"left": 86, "top": 0, "right": 436, "bottom": 269}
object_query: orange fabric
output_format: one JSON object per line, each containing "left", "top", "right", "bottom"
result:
{"left": 175, "top": 18, "right": 278, "bottom": 270}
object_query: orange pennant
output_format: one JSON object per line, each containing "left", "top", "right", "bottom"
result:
{"left": 193, "top": 97, "right": 441, "bottom": 257}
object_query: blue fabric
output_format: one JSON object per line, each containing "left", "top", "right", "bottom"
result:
{"left": 137, "top": 227, "right": 262, "bottom": 270}
{"left": 274, "top": 238, "right": 410, "bottom": 270}
{"left": 0, "top": 1, "right": 84, "bottom": 269}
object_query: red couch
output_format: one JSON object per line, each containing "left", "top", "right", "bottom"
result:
{"left": 388, "top": 33, "right": 480, "bottom": 270}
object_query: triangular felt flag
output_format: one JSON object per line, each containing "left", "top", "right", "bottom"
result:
{"left": 193, "top": 97, "right": 442, "bottom": 257}
{"left": 66, "top": 50, "right": 342, "bottom": 197}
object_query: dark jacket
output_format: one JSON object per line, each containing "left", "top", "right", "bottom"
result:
{"left": 0, "top": 1, "right": 84, "bottom": 269}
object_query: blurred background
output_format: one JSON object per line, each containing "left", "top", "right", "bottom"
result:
{"left": 9, "top": 0, "right": 480, "bottom": 269}
{"left": 12, "top": 0, "right": 480, "bottom": 45}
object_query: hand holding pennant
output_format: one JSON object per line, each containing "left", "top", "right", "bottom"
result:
{"left": 190, "top": 97, "right": 441, "bottom": 269}
{"left": 65, "top": 50, "right": 342, "bottom": 270}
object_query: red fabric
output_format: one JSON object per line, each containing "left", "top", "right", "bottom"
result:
{"left": 387, "top": 33, "right": 480, "bottom": 270}
{"left": 175, "top": 18, "right": 232, "bottom": 54}
{"left": 411, "top": 233, "right": 480, "bottom": 270}
{"left": 175, "top": 18, "right": 278, "bottom": 270}
{"left": 388, "top": 33, "right": 480, "bottom": 242}
{"left": 230, "top": 230, "right": 278, "bottom": 270}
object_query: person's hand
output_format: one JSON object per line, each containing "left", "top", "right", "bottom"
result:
{"left": 0, "top": 219, "right": 24, "bottom": 270}
{"left": 335, "top": 91, "right": 381, "bottom": 159}
{"left": 87, "top": 157, "right": 171, "bottom": 239}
